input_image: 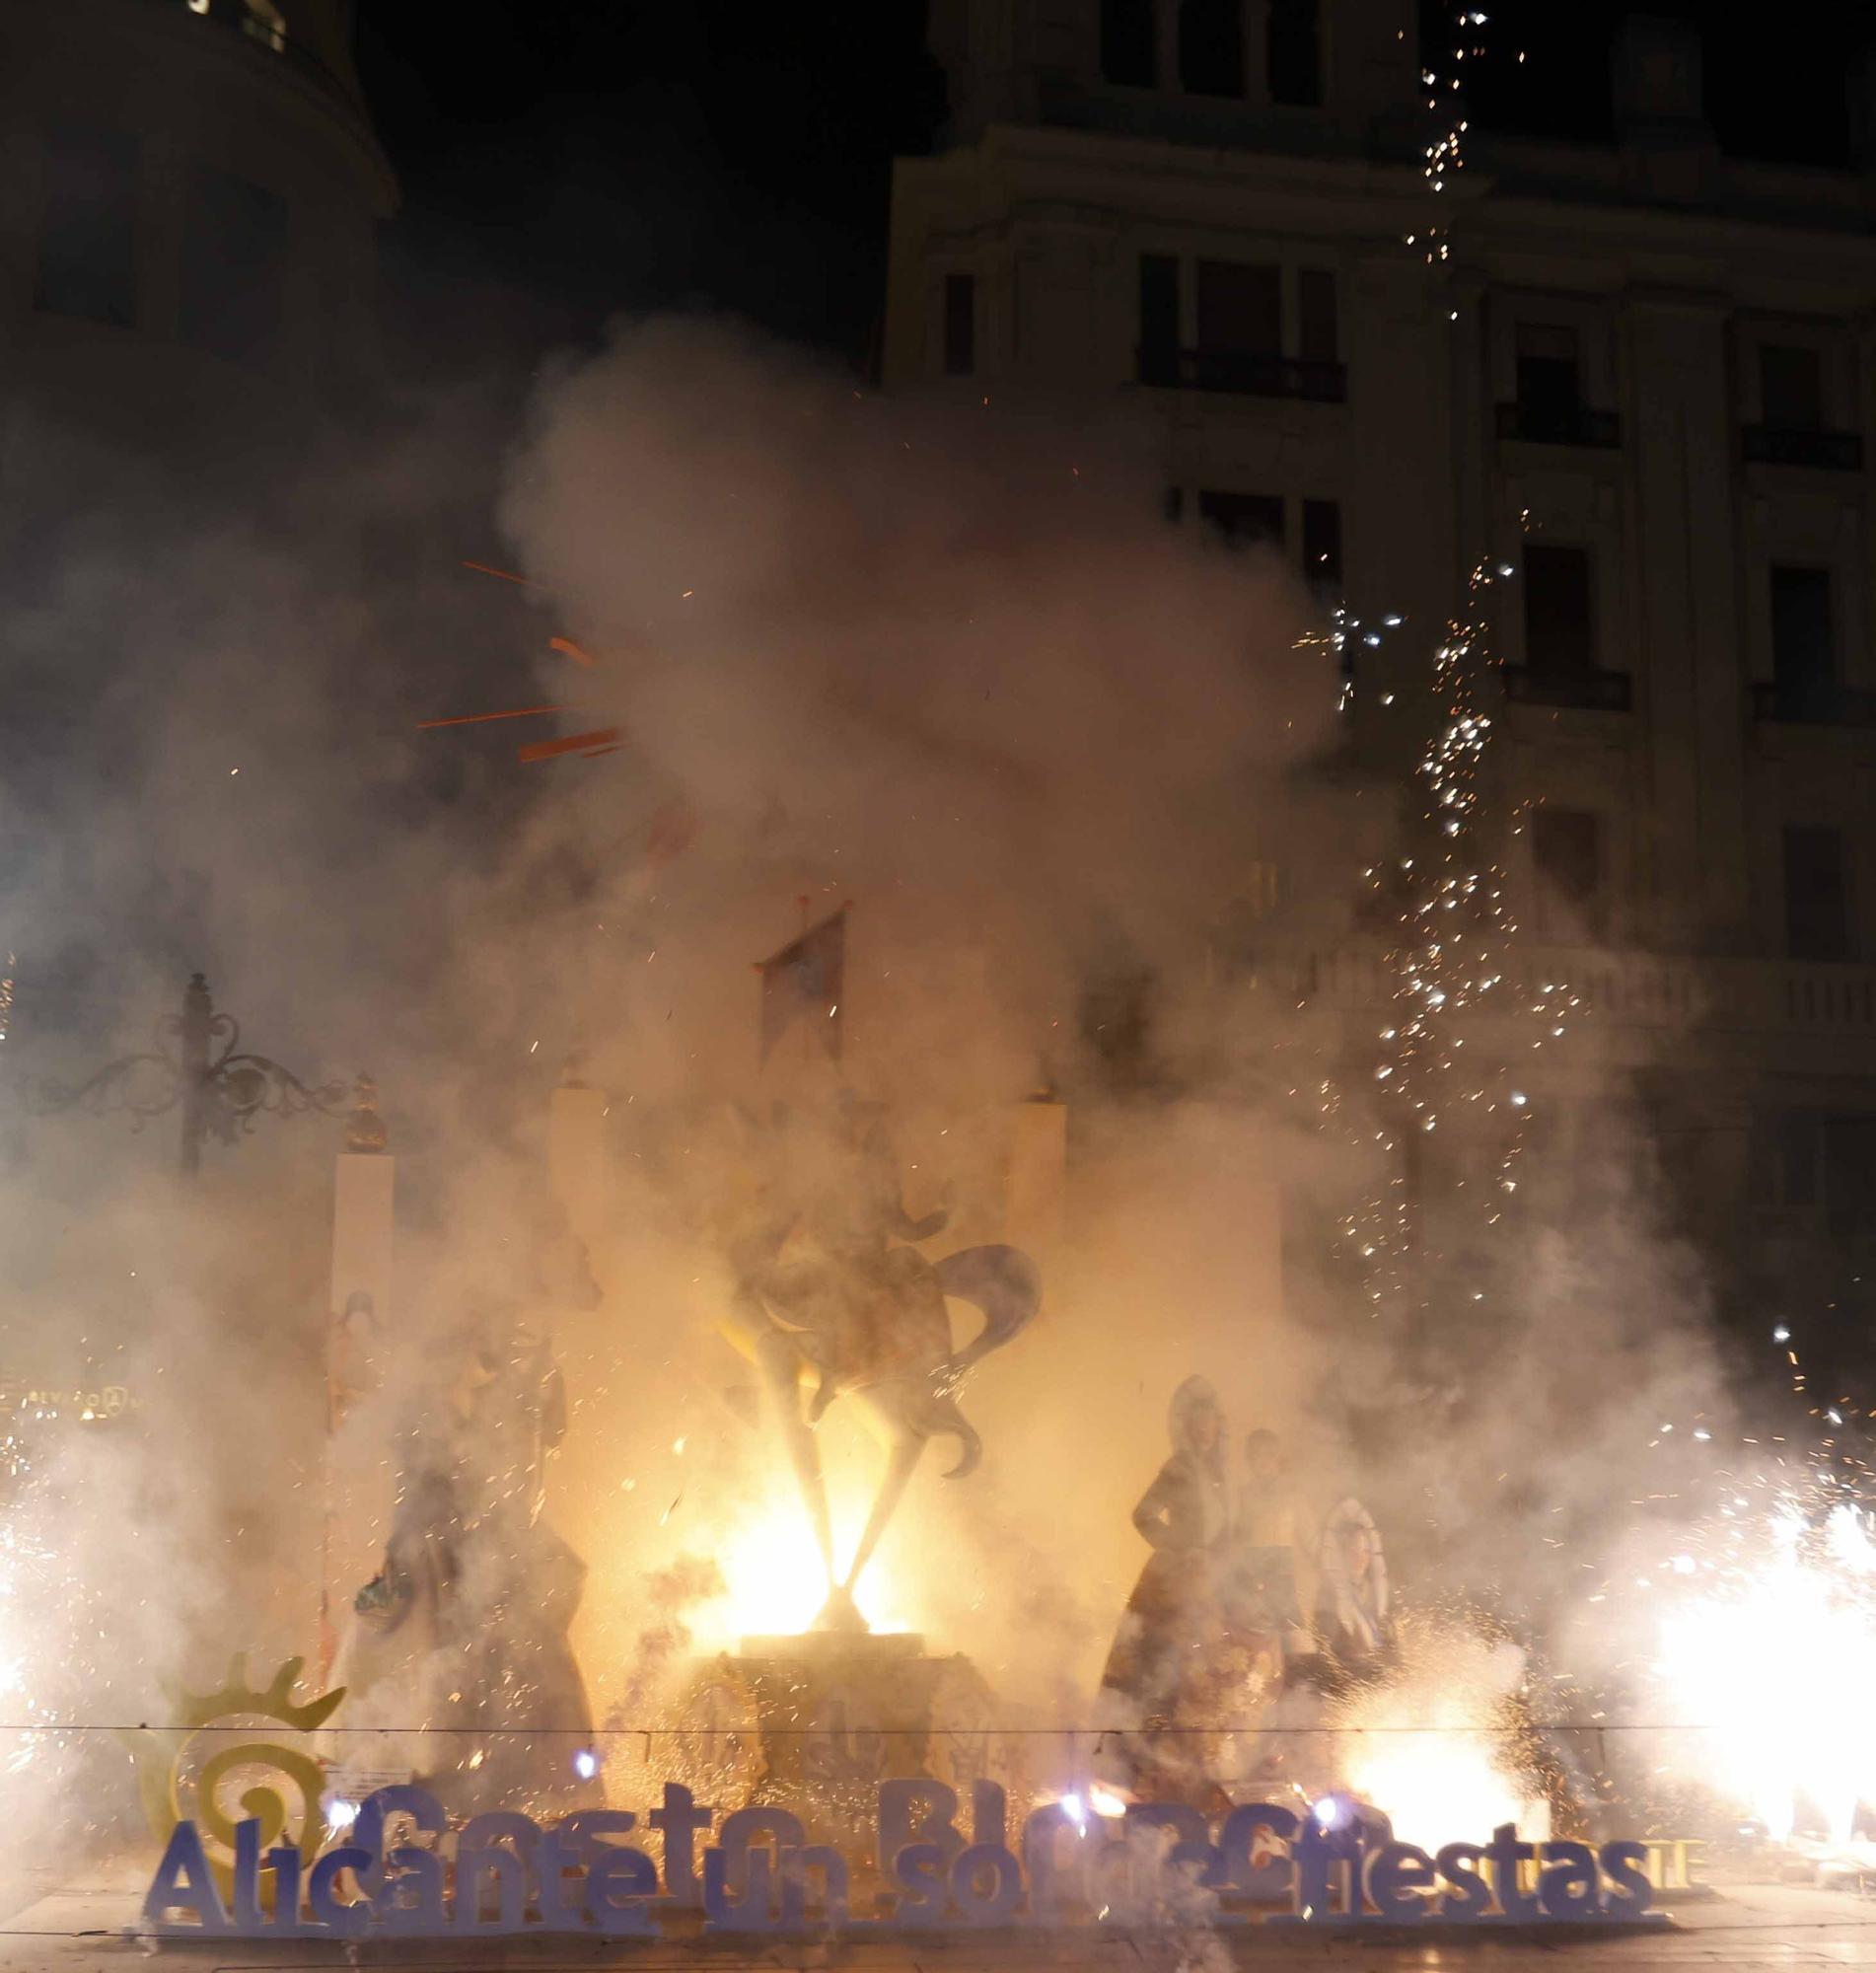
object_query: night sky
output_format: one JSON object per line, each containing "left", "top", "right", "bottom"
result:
{"left": 1453, "top": 0, "right": 1869, "bottom": 163}
{"left": 355, "top": 2, "right": 943, "bottom": 368}
{"left": 356, "top": 2, "right": 1874, "bottom": 373}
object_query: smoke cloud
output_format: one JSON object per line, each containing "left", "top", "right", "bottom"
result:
{"left": 0, "top": 302, "right": 1795, "bottom": 1897}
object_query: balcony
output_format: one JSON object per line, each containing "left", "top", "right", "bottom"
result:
{"left": 1751, "top": 680, "right": 1876, "bottom": 727}
{"left": 1503, "top": 666, "right": 1633, "bottom": 711}
{"left": 1137, "top": 346, "right": 1346, "bottom": 402}
{"left": 1495, "top": 401, "right": 1622, "bottom": 448}
{"left": 153, "top": 0, "right": 355, "bottom": 105}
{"left": 1742, "top": 425, "right": 1864, "bottom": 471}
{"left": 1242, "top": 938, "right": 1876, "bottom": 1044}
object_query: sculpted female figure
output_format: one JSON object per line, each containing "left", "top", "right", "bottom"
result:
{"left": 1096, "top": 1375, "right": 1232, "bottom": 1802}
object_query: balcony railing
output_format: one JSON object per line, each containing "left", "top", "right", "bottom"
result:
{"left": 1752, "top": 1210, "right": 1876, "bottom": 1258}
{"left": 1741, "top": 425, "right": 1864, "bottom": 471}
{"left": 1751, "top": 680, "right": 1876, "bottom": 728}
{"left": 1137, "top": 347, "right": 1346, "bottom": 402}
{"left": 148, "top": 0, "right": 357, "bottom": 108}
{"left": 1503, "top": 666, "right": 1633, "bottom": 711}
{"left": 1239, "top": 939, "right": 1876, "bottom": 1039}
{"left": 1495, "top": 401, "right": 1623, "bottom": 448}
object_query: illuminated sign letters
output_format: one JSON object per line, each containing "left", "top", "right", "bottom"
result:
{"left": 142, "top": 1781, "right": 1664, "bottom": 1938}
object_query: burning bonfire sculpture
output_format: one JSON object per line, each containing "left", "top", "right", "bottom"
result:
{"left": 723, "top": 1091, "right": 1042, "bottom": 1632}
{"left": 328, "top": 1196, "right": 604, "bottom": 1814}
{"left": 649, "top": 1091, "right": 1039, "bottom": 1827}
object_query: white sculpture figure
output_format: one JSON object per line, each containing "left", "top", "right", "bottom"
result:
{"left": 1315, "top": 1496, "right": 1393, "bottom": 1670}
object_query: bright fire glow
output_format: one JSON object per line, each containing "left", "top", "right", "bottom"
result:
{"left": 1337, "top": 1623, "right": 1548, "bottom": 1851}
{"left": 700, "top": 1498, "right": 914, "bottom": 1641}
{"left": 701, "top": 1498, "right": 837, "bottom": 1639}
{"left": 1344, "top": 1726, "right": 1544, "bottom": 1853}
{"left": 689, "top": 1431, "right": 919, "bottom": 1645}
{"left": 1649, "top": 1503, "right": 1876, "bottom": 1845}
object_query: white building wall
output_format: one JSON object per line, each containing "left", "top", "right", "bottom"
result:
{"left": 885, "top": 0, "right": 1876, "bottom": 1305}
{"left": 0, "top": 0, "right": 396, "bottom": 488}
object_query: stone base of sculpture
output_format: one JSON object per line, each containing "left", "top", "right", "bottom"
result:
{"left": 672, "top": 1634, "right": 1016, "bottom": 1842}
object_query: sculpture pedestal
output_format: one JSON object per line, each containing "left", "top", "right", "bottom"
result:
{"left": 674, "top": 1632, "right": 1013, "bottom": 1839}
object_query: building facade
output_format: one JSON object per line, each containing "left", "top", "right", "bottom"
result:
{"left": 0, "top": 0, "right": 395, "bottom": 494}
{"left": 884, "top": 1, "right": 1876, "bottom": 1366}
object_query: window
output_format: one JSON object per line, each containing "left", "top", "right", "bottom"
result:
{"left": 1267, "top": 0, "right": 1323, "bottom": 105}
{"left": 1180, "top": 0, "right": 1244, "bottom": 97}
{"left": 1531, "top": 808, "right": 1604, "bottom": 936}
{"left": 1145, "top": 257, "right": 1342, "bottom": 399}
{"left": 1504, "top": 323, "right": 1619, "bottom": 446}
{"left": 1080, "top": 957, "right": 1154, "bottom": 1086}
{"left": 243, "top": 0, "right": 288, "bottom": 50}
{"left": 1138, "top": 253, "right": 1180, "bottom": 385}
{"left": 1750, "top": 1107, "right": 1821, "bottom": 1210}
{"left": 1102, "top": 0, "right": 1157, "bottom": 87}
{"left": 1783, "top": 825, "right": 1849, "bottom": 962}
{"left": 1195, "top": 259, "right": 1279, "bottom": 355}
{"left": 1752, "top": 1110, "right": 1876, "bottom": 1232}
{"left": 1769, "top": 565, "right": 1835, "bottom": 719}
{"left": 1522, "top": 544, "right": 1596, "bottom": 678}
{"left": 1822, "top": 1116, "right": 1876, "bottom": 1235}
{"left": 36, "top": 122, "right": 138, "bottom": 328}
{"left": 1198, "top": 490, "right": 1284, "bottom": 548}
{"left": 1302, "top": 498, "right": 1341, "bottom": 589}
{"left": 1516, "top": 323, "right": 1581, "bottom": 422}
{"left": 1760, "top": 344, "right": 1823, "bottom": 432}
{"left": 1781, "top": 1112, "right": 1820, "bottom": 1207}
{"left": 942, "top": 273, "right": 974, "bottom": 376}
{"left": 1298, "top": 269, "right": 1337, "bottom": 364}
{"left": 180, "top": 167, "right": 287, "bottom": 362}
{"left": 1214, "top": 896, "right": 1261, "bottom": 980}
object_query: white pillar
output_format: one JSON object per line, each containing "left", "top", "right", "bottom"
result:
{"left": 549, "top": 1056, "right": 608, "bottom": 1253}
{"left": 1006, "top": 1094, "right": 1068, "bottom": 1260}
{"left": 331, "top": 1171, "right": 394, "bottom": 1351}
{"left": 324, "top": 1076, "right": 395, "bottom": 1679}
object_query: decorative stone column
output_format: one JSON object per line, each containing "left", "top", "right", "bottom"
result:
{"left": 1006, "top": 1083, "right": 1068, "bottom": 1263}
{"left": 322, "top": 1074, "right": 394, "bottom": 1679}
{"left": 549, "top": 1052, "right": 608, "bottom": 1255}
{"left": 329, "top": 1074, "right": 393, "bottom": 1365}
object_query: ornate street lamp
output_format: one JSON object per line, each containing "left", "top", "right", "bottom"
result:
{"left": 25, "top": 973, "right": 347, "bottom": 1175}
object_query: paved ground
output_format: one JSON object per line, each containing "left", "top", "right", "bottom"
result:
{"left": 8, "top": 1873, "right": 1876, "bottom": 1972}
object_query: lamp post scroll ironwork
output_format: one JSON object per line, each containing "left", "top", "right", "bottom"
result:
{"left": 26, "top": 973, "right": 348, "bottom": 1175}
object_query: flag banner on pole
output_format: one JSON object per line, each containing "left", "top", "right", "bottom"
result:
{"left": 758, "top": 908, "right": 846, "bottom": 1064}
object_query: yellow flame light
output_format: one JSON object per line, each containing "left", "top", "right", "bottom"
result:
{"left": 690, "top": 1471, "right": 919, "bottom": 1646}
{"left": 1345, "top": 1730, "right": 1545, "bottom": 1854}
{"left": 1336, "top": 1619, "right": 1549, "bottom": 1851}
{"left": 1651, "top": 1505, "right": 1876, "bottom": 1846}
